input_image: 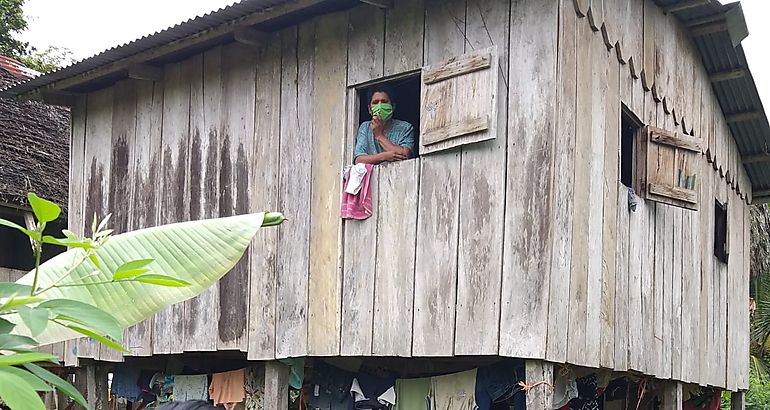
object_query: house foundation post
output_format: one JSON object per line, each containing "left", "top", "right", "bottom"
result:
{"left": 85, "top": 363, "right": 109, "bottom": 410}
{"left": 661, "top": 381, "right": 683, "bottom": 410}
{"left": 264, "top": 361, "right": 290, "bottom": 409}
{"left": 525, "top": 360, "right": 554, "bottom": 410}
{"left": 731, "top": 391, "right": 745, "bottom": 410}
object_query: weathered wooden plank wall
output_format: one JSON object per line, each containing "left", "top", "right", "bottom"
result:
{"left": 65, "top": 0, "right": 752, "bottom": 391}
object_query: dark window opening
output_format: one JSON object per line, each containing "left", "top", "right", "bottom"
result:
{"left": 621, "top": 106, "right": 641, "bottom": 188}
{"left": 0, "top": 207, "right": 66, "bottom": 271}
{"left": 357, "top": 74, "right": 421, "bottom": 158}
{"left": 714, "top": 200, "right": 728, "bottom": 263}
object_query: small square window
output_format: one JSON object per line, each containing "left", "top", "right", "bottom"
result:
{"left": 620, "top": 106, "right": 642, "bottom": 188}
{"left": 352, "top": 74, "right": 421, "bottom": 164}
{"left": 714, "top": 200, "right": 728, "bottom": 263}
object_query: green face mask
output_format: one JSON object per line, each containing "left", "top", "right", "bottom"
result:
{"left": 371, "top": 102, "right": 394, "bottom": 122}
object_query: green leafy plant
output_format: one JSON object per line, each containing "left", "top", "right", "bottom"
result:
{"left": 0, "top": 193, "right": 284, "bottom": 409}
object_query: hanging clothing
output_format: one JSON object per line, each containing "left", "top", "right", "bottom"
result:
{"left": 393, "top": 377, "right": 430, "bottom": 410}
{"left": 209, "top": 368, "right": 246, "bottom": 409}
{"left": 245, "top": 367, "right": 265, "bottom": 410}
{"left": 279, "top": 358, "right": 306, "bottom": 390}
{"left": 476, "top": 361, "right": 525, "bottom": 410}
{"left": 137, "top": 369, "right": 157, "bottom": 403}
{"left": 568, "top": 374, "right": 601, "bottom": 410}
{"left": 552, "top": 373, "right": 579, "bottom": 409}
{"left": 307, "top": 361, "right": 353, "bottom": 410}
{"left": 341, "top": 163, "right": 375, "bottom": 220}
{"left": 430, "top": 369, "right": 477, "bottom": 410}
{"left": 173, "top": 375, "right": 208, "bottom": 401}
{"left": 111, "top": 365, "right": 142, "bottom": 402}
{"left": 349, "top": 372, "right": 396, "bottom": 409}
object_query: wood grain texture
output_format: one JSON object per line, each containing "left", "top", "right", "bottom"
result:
{"left": 373, "top": 161, "right": 419, "bottom": 356}
{"left": 79, "top": 86, "right": 114, "bottom": 361}
{"left": 123, "top": 80, "right": 162, "bottom": 358}
{"left": 501, "top": 0, "right": 558, "bottom": 360}
{"left": 422, "top": 51, "right": 491, "bottom": 84}
{"left": 546, "top": 0, "right": 577, "bottom": 364}
{"left": 601, "top": 51, "right": 620, "bottom": 369}
{"left": 411, "top": 0, "right": 465, "bottom": 357}
{"left": 100, "top": 79, "right": 138, "bottom": 362}
{"left": 699, "top": 167, "right": 715, "bottom": 386}
{"left": 740, "top": 204, "right": 750, "bottom": 389}
{"left": 714, "top": 174, "right": 728, "bottom": 387}
{"left": 413, "top": 153, "right": 460, "bottom": 356}
{"left": 65, "top": 96, "right": 87, "bottom": 366}
{"left": 641, "top": 89, "right": 658, "bottom": 376}
{"left": 275, "top": 25, "right": 312, "bottom": 359}
{"left": 248, "top": 35, "right": 281, "bottom": 360}
{"left": 383, "top": 0, "right": 424, "bottom": 76}
{"left": 454, "top": 0, "right": 509, "bottom": 356}
{"left": 585, "top": 27, "right": 608, "bottom": 368}
{"left": 670, "top": 207, "right": 683, "bottom": 381}
{"left": 184, "top": 53, "right": 219, "bottom": 353}
{"left": 614, "top": 183, "right": 630, "bottom": 372}
{"left": 218, "top": 42, "right": 257, "bottom": 352}
{"left": 566, "top": 18, "right": 593, "bottom": 367}
{"left": 308, "top": 12, "right": 347, "bottom": 356}
{"left": 347, "top": 4, "right": 385, "bottom": 85}
{"left": 641, "top": 0, "right": 657, "bottom": 91}
{"left": 264, "top": 362, "right": 290, "bottom": 409}
{"left": 340, "top": 167, "right": 379, "bottom": 356}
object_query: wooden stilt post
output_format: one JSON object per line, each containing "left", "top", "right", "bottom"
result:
{"left": 731, "top": 391, "right": 745, "bottom": 410}
{"left": 73, "top": 367, "right": 88, "bottom": 410}
{"left": 661, "top": 381, "right": 683, "bottom": 410}
{"left": 525, "top": 360, "right": 554, "bottom": 410}
{"left": 86, "top": 364, "right": 109, "bottom": 410}
{"left": 264, "top": 361, "right": 290, "bottom": 409}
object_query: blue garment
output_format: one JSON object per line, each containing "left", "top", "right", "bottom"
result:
{"left": 353, "top": 119, "right": 415, "bottom": 161}
{"left": 475, "top": 360, "right": 526, "bottom": 410}
{"left": 111, "top": 365, "right": 142, "bottom": 402}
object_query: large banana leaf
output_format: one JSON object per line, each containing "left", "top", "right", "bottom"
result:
{"left": 9, "top": 213, "right": 265, "bottom": 346}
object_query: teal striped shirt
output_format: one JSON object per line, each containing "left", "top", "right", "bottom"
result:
{"left": 353, "top": 119, "right": 415, "bottom": 161}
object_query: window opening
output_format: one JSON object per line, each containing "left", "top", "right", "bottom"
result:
{"left": 620, "top": 106, "right": 641, "bottom": 188}
{"left": 0, "top": 207, "right": 66, "bottom": 271}
{"left": 354, "top": 74, "right": 421, "bottom": 164}
{"left": 714, "top": 200, "right": 728, "bottom": 263}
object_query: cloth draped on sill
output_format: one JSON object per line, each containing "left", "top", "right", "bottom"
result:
{"left": 341, "top": 163, "right": 375, "bottom": 220}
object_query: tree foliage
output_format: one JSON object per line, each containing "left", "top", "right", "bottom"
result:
{"left": 18, "top": 45, "right": 72, "bottom": 73}
{"left": 0, "top": 0, "right": 28, "bottom": 58}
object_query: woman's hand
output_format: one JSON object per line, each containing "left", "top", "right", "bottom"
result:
{"left": 379, "top": 151, "right": 407, "bottom": 162}
{"left": 370, "top": 117, "right": 385, "bottom": 138}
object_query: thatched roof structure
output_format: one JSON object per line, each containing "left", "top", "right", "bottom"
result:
{"left": 0, "top": 56, "right": 69, "bottom": 211}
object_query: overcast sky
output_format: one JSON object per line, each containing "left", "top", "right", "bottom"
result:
{"left": 16, "top": 0, "right": 770, "bottom": 108}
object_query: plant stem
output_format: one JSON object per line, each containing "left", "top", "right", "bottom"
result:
{"left": 30, "top": 233, "right": 43, "bottom": 297}
{"left": 34, "top": 250, "right": 93, "bottom": 296}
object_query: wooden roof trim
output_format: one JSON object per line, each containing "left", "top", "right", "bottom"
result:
{"left": 19, "top": 0, "right": 329, "bottom": 99}
{"left": 359, "top": 0, "right": 392, "bottom": 8}
{"left": 663, "top": 0, "right": 710, "bottom": 14}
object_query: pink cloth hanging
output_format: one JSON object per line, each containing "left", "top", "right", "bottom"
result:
{"left": 341, "top": 163, "right": 374, "bottom": 220}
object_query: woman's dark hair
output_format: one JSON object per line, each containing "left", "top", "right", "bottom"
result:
{"left": 366, "top": 84, "right": 396, "bottom": 106}
{"left": 156, "top": 401, "right": 218, "bottom": 410}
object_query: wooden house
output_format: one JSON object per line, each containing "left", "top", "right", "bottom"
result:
{"left": 2, "top": 0, "right": 767, "bottom": 408}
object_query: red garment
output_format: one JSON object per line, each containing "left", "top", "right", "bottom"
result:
{"left": 683, "top": 390, "right": 721, "bottom": 410}
{"left": 341, "top": 163, "right": 374, "bottom": 220}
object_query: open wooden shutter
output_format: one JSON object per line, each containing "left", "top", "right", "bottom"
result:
{"left": 419, "top": 46, "right": 498, "bottom": 155}
{"left": 644, "top": 125, "right": 702, "bottom": 210}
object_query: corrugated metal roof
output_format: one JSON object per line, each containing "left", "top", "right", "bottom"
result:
{"left": 2, "top": 0, "right": 769, "bottom": 197}
{"left": 0, "top": 0, "right": 324, "bottom": 96}
{"left": 655, "top": 0, "right": 770, "bottom": 200}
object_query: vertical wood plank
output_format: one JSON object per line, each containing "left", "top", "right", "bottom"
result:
{"left": 740, "top": 204, "right": 750, "bottom": 389}
{"left": 348, "top": 4, "right": 385, "bottom": 85}
{"left": 641, "top": 0, "right": 657, "bottom": 91}
{"left": 566, "top": 18, "right": 593, "bottom": 367}
{"left": 601, "top": 49, "right": 620, "bottom": 369}
{"left": 525, "top": 361, "right": 554, "bottom": 410}
{"left": 715, "top": 177, "right": 728, "bottom": 387}
{"left": 248, "top": 35, "right": 281, "bottom": 361}
{"left": 546, "top": 0, "right": 577, "bottom": 364}
{"left": 341, "top": 168, "right": 379, "bottom": 356}
{"left": 585, "top": 26, "right": 608, "bottom": 368}
{"left": 614, "top": 183, "right": 629, "bottom": 372}
{"left": 276, "top": 25, "right": 312, "bottom": 359}
{"left": 384, "top": 0, "right": 425, "bottom": 76}
{"left": 101, "top": 79, "right": 138, "bottom": 362}
{"left": 454, "top": 0, "right": 509, "bottom": 356}
{"left": 219, "top": 43, "right": 257, "bottom": 352}
{"left": 641, "top": 89, "right": 658, "bottom": 376}
{"left": 627, "top": 195, "right": 645, "bottom": 374}
{"left": 79, "top": 86, "right": 114, "bottom": 361}
{"left": 501, "top": 0, "right": 558, "bottom": 359}
{"left": 123, "top": 80, "right": 162, "bottom": 358}
{"left": 184, "top": 52, "right": 219, "bottom": 352}
{"left": 153, "top": 60, "right": 190, "bottom": 355}
{"left": 373, "top": 161, "right": 419, "bottom": 356}
{"left": 66, "top": 96, "right": 87, "bottom": 366}
{"left": 661, "top": 183, "right": 674, "bottom": 380}
{"left": 412, "top": 0, "right": 465, "bottom": 357}
{"left": 670, "top": 207, "right": 683, "bottom": 381}
{"left": 661, "top": 381, "right": 683, "bottom": 410}
{"left": 308, "top": 12, "right": 347, "bottom": 356}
